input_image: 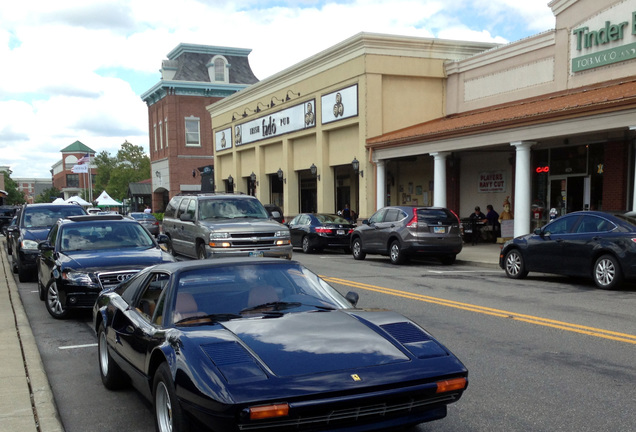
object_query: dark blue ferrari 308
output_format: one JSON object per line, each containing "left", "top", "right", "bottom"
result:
{"left": 93, "top": 258, "right": 468, "bottom": 432}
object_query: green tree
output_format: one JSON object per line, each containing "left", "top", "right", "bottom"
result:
{"left": 2, "top": 172, "right": 26, "bottom": 205}
{"left": 94, "top": 141, "right": 150, "bottom": 202}
{"left": 35, "top": 186, "right": 62, "bottom": 203}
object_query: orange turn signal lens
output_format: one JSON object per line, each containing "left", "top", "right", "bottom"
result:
{"left": 436, "top": 377, "right": 467, "bottom": 393}
{"left": 249, "top": 403, "right": 290, "bottom": 420}
{"left": 209, "top": 241, "right": 231, "bottom": 248}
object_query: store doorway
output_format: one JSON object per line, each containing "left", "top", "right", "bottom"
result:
{"left": 549, "top": 176, "right": 590, "bottom": 217}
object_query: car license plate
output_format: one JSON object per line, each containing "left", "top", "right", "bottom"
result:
{"left": 434, "top": 226, "right": 446, "bottom": 234}
{"left": 249, "top": 251, "right": 264, "bottom": 257}
{"left": 337, "top": 229, "right": 345, "bottom": 235}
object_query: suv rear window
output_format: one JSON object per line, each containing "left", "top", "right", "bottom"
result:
{"left": 417, "top": 208, "right": 456, "bottom": 225}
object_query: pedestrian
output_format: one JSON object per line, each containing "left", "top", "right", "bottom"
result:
{"left": 341, "top": 203, "right": 351, "bottom": 221}
{"left": 144, "top": 205, "right": 151, "bottom": 214}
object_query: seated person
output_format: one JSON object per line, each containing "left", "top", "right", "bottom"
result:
{"left": 484, "top": 204, "right": 500, "bottom": 242}
{"left": 468, "top": 206, "right": 487, "bottom": 244}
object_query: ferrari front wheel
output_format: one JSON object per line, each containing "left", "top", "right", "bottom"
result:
{"left": 154, "top": 363, "right": 190, "bottom": 432}
{"left": 98, "top": 324, "right": 127, "bottom": 389}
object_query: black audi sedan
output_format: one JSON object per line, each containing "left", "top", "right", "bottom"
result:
{"left": 94, "top": 258, "right": 468, "bottom": 432}
{"left": 37, "top": 214, "right": 175, "bottom": 319}
{"left": 287, "top": 213, "right": 356, "bottom": 253}
{"left": 500, "top": 211, "right": 636, "bottom": 290}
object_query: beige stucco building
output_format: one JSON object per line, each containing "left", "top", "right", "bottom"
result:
{"left": 208, "top": 33, "right": 496, "bottom": 220}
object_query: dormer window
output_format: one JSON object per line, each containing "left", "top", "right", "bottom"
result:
{"left": 207, "top": 55, "right": 229, "bottom": 83}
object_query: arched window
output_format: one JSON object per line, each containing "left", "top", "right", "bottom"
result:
{"left": 207, "top": 55, "right": 228, "bottom": 83}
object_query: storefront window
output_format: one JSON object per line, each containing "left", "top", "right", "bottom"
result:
{"left": 532, "top": 143, "right": 604, "bottom": 228}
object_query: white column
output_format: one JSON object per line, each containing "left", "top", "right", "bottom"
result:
{"left": 431, "top": 152, "right": 449, "bottom": 208}
{"left": 376, "top": 160, "right": 386, "bottom": 210}
{"left": 511, "top": 141, "right": 535, "bottom": 237}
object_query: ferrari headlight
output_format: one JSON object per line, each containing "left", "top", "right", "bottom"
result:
{"left": 63, "top": 271, "right": 95, "bottom": 286}
{"left": 21, "top": 239, "right": 39, "bottom": 251}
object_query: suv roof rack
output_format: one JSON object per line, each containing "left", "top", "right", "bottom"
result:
{"left": 175, "top": 192, "right": 247, "bottom": 197}
{"left": 66, "top": 215, "right": 125, "bottom": 222}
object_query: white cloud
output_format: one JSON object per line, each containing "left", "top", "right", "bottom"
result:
{"left": 0, "top": 0, "right": 554, "bottom": 178}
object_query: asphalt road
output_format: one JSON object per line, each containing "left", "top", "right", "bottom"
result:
{"left": 15, "top": 249, "right": 636, "bottom": 432}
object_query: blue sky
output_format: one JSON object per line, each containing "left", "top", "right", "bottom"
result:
{"left": 0, "top": 0, "right": 555, "bottom": 180}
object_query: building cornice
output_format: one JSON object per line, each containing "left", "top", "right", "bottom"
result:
{"left": 167, "top": 43, "right": 251, "bottom": 60}
{"left": 141, "top": 80, "right": 250, "bottom": 105}
{"left": 208, "top": 32, "right": 499, "bottom": 114}
{"left": 445, "top": 31, "right": 556, "bottom": 75}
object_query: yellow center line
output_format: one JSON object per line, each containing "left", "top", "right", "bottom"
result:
{"left": 323, "top": 276, "right": 636, "bottom": 345}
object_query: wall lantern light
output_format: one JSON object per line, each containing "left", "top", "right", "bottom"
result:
{"left": 310, "top": 163, "right": 320, "bottom": 181}
{"left": 277, "top": 168, "right": 286, "bottom": 184}
{"left": 352, "top": 157, "right": 363, "bottom": 177}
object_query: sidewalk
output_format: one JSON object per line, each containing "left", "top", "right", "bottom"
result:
{"left": 456, "top": 240, "right": 503, "bottom": 267}
{"left": 0, "top": 237, "right": 64, "bottom": 432}
{"left": 0, "top": 235, "right": 501, "bottom": 431}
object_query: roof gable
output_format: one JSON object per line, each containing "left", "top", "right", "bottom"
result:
{"left": 60, "top": 140, "right": 95, "bottom": 154}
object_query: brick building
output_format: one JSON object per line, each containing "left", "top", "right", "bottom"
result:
{"left": 51, "top": 141, "right": 96, "bottom": 202}
{"left": 140, "top": 43, "right": 259, "bottom": 212}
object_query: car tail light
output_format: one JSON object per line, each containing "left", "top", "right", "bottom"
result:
{"left": 406, "top": 208, "right": 418, "bottom": 229}
{"left": 450, "top": 209, "right": 461, "bottom": 225}
{"left": 248, "top": 403, "right": 290, "bottom": 420}
{"left": 436, "top": 377, "right": 467, "bottom": 393}
{"left": 315, "top": 227, "right": 333, "bottom": 234}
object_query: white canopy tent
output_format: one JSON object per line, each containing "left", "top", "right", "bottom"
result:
{"left": 96, "top": 190, "right": 122, "bottom": 207}
{"left": 51, "top": 197, "right": 67, "bottom": 204}
{"left": 65, "top": 196, "right": 91, "bottom": 206}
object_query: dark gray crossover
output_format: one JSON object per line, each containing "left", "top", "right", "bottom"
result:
{"left": 351, "top": 206, "right": 463, "bottom": 265}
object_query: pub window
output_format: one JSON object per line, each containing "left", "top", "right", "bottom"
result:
{"left": 159, "top": 121, "right": 163, "bottom": 149}
{"left": 185, "top": 117, "right": 201, "bottom": 147}
{"left": 165, "top": 118, "right": 169, "bottom": 148}
{"left": 153, "top": 123, "right": 158, "bottom": 151}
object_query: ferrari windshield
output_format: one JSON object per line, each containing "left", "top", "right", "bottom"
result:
{"left": 172, "top": 261, "right": 352, "bottom": 325}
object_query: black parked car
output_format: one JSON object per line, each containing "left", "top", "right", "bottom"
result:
{"left": 351, "top": 206, "right": 463, "bottom": 265}
{"left": 264, "top": 203, "right": 284, "bottom": 224}
{"left": 129, "top": 212, "right": 160, "bottom": 236}
{"left": 500, "top": 210, "right": 636, "bottom": 290}
{"left": 288, "top": 213, "right": 356, "bottom": 253}
{"left": 37, "top": 214, "right": 175, "bottom": 319}
{"left": 94, "top": 258, "right": 468, "bottom": 432}
{"left": 7, "top": 203, "right": 87, "bottom": 282}
{"left": 0, "top": 205, "right": 19, "bottom": 234}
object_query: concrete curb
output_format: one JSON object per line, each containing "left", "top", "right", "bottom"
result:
{"left": 0, "top": 237, "right": 64, "bottom": 432}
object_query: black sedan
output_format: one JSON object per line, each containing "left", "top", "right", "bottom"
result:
{"left": 93, "top": 258, "right": 468, "bottom": 432}
{"left": 287, "top": 213, "right": 356, "bottom": 253}
{"left": 8, "top": 203, "right": 87, "bottom": 282}
{"left": 37, "top": 214, "right": 175, "bottom": 319}
{"left": 500, "top": 211, "right": 636, "bottom": 289}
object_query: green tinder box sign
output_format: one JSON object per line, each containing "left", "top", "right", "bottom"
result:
{"left": 572, "top": 41, "right": 636, "bottom": 72}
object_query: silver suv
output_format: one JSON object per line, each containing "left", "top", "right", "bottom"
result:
{"left": 350, "top": 206, "right": 462, "bottom": 265}
{"left": 162, "top": 193, "right": 292, "bottom": 260}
